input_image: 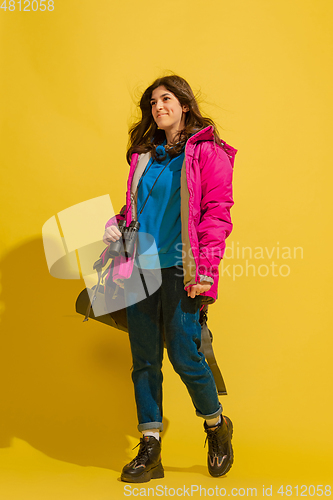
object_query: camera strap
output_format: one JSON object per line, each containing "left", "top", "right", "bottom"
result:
{"left": 122, "top": 145, "right": 183, "bottom": 222}
{"left": 136, "top": 156, "right": 173, "bottom": 218}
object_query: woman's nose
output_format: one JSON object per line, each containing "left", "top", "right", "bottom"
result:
{"left": 157, "top": 100, "right": 163, "bottom": 110}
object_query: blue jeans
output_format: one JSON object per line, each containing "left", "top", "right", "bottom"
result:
{"left": 124, "top": 266, "right": 222, "bottom": 432}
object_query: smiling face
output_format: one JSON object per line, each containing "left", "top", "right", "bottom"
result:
{"left": 150, "top": 85, "right": 189, "bottom": 144}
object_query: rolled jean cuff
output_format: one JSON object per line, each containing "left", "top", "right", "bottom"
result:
{"left": 195, "top": 402, "right": 223, "bottom": 420}
{"left": 138, "top": 421, "right": 163, "bottom": 432}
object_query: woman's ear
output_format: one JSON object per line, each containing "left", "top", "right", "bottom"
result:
{"left": 182, "top": 105, "right": 189, "bottom": 113}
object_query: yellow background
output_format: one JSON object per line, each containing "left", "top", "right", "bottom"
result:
{"left": 0, "top": 0, "right": 332, "bottom": 498}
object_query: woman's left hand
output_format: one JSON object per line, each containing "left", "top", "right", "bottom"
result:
{"left": 187, "top": 281, "right": 212, "bottom": 298}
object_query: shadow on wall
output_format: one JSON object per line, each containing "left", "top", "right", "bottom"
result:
{"left": 0, "top": 238, "right": 169, "bottom": 471}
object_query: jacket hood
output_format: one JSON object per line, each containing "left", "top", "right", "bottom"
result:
{"left": 187, "top": 126, "right": 237, "bottom": 168}
{"left": 187, "top": 125, "right": 215, "bottom": 143}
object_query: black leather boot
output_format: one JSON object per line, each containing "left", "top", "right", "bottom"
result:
{"left": 204, "top": 415, "right": 234, "bottom": 477}
{"left": 121, "top": 436, "right": 164, "bottom": 483}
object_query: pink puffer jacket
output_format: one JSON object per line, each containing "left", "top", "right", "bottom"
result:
{"left": 105, "top": 125, "right": 236, "bottom": 303}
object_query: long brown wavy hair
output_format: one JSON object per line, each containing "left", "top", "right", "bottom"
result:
{"left": 126, "top": 75, "right": 221, "bottom": 164}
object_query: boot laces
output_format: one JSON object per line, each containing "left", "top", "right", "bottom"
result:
{"left": 130, "top": 438, "right": 149, "bottom": 465}
{"left": 205, "top": 428, "right": 226, "bottom": 456}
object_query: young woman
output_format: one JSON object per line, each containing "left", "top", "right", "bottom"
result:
{"left": 103, "top": 75, "right": 237, "bottom": 482}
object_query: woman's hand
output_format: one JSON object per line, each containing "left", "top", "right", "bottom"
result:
{"left": 187, "top": 281, "right": 212, "bottom": 298}
{"left": 103, "top": 225, "right": 122, "bottom": 245}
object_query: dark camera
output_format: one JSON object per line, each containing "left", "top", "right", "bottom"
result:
{"left": 108, "top": 220, "right": 140, "bottom": 258}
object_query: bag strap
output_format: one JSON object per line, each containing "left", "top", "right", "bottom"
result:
{"left": 83, "top": 258, "right": 112, "bottom": 322}
{"left": 199, "top": 305, "right": 227, "bottom": 395}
